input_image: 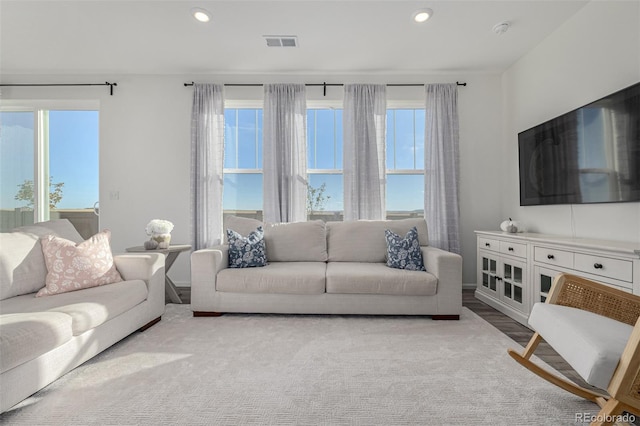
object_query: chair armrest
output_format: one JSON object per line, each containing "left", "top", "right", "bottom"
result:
{"left": 113, "top": 253, "right": 165, "bottom": 315}
{"left": 548, "top": 273, "right": 640, "bottom": 326}
{"left": 608, "top": 315, "right": 640, "bottom": 406}
{"left": 190, "top": 245, "right": 229, "bottom": 312}
{"left": 421, "top": 246, "right": 463, "bottom": 314}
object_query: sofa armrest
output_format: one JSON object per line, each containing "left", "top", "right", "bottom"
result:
{"left": 421, "top": 246, "right": 463, "bottom": 314}
{"left": 113, "top": 253, "right": 165, "bottom": 314}
{"left": 190, "top": 245, "right": 229, "bottom": 312}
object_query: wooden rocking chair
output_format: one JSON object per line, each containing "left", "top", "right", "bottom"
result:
{"left": 508, "top": 273, "right": 640, "bottom": 426}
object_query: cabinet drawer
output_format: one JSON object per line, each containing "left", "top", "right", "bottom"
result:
{"left": 574, "top": 253, "right": 633, "bottom": 283}
{"left": 500, "top": 241, "right": 527, "bottom": 258}
{"left": 534, "top": 246, "right": 573, "bottom": 269}
{"left": 478, "top": 237, "right": 499, "bottom": 252}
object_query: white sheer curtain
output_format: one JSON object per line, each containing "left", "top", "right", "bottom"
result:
{"left": 190, "top": 83, "right": 225, "bottom": 249}
{"left": 263, "top": 84, "right": 308, "bottom": 223}
{"left": 424, "top": 83, "right": 460, "bottom": 254}
{"left": 343, "top": 84, "right": 387, "bottom": 220}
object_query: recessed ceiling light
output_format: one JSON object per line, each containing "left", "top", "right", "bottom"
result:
{"left": 412, "top": 8, "right": 433, "bottom": 23}
{"left": 191, "top": 7, "right": 211, "bottom": 23}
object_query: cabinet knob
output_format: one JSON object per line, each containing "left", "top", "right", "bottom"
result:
{"left": 508, "top": 247, "right": 514, "bottom": 251}
{"left": 547, "top": 254, "right": 555, "bottom": 260}
{"left": 594, "top": 263, "right": 603, "bottom": 269}
{"left": 485, "top": 243, "right": 490, "bottom": 247}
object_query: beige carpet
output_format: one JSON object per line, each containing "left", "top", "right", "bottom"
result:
{"left": 1, "top": 305, "right": 598, "bottom": 425}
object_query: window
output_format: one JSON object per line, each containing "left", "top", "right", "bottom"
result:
{"left": 307, "top": 107, "right": 424, "bottom": 221}
{"left": 221, "top": 106, "right": 425, "bottom": 223}
{"left": 386, "top": 109, "right": 425, "bottom": 219}
{"left": 0, "top": 107, "right": 99, "bottom": 237}
{"left": 223, "top": 108, "right": 263, "bottom": 220}
{"left": 307, "top": 108, "right": 343, "bottom": 221}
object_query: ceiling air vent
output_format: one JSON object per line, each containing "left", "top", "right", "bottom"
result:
{"left": 263, "top": 35, "right": 298, "bottom": 47}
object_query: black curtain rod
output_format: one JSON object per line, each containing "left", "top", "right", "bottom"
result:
{"left": 184, "top": 81, "right": 467, "bottom": 96}
{"left": 0, "top": 82, "right": 118, "bottom": 96}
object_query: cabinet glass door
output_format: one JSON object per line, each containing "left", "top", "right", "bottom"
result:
{"left": 479, "top": 252, "right": 499, "bottom": 296}
{"left": 501, "top": 259, "right": 526, "bottom": 313}
{"left": 534, "top": 266, "right": 562, "bottom": 304}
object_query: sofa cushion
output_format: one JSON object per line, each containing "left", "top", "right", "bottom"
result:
{"left": 528, "top": 302, "right": 633, "bottom": 390}
{"left": 326, "top": 262, "right": 437, "bottom": 296}
{"left": 0, "top": 279, "right": 148, "bottom": 335}
{"left": 0, "top": 311, "right": 73, "bottom": 373}
{"left": 0, "top": 232, "right": 48, "bottom": 301}
{"left": 37, "top": 230, "right": 123, "bottom": 297}
{"left": 264, "top": 220, "right": 327, "bottom": 262}
{"left": 327, "top": 218, "right": 429, "bottom": 262}
{"left": 224, "top": 216, "right": 328, "bottom": 262}
{"left": 227, "top": 226, "right": 267, "bottom": 268}
{"left": 14, "top": 219, "right": 84, "bottom": 243}
{"left": 217, "top": 262, "right": 326, "bottom": 294}
{"left": 385, "top": 227, "right": 426, "bottom": 271}
{"left": 0, "top": 219, "right": 85, "bottom": 301}
{"left": 223, "top": 215, "right": 262, "bottom": 244}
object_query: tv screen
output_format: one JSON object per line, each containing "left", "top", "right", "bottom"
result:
{"left": 518, "top": 82, "right": 640, "bottom": 206}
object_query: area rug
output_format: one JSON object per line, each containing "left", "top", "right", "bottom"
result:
{"left": 1, "top": 305, "right": 599, "bottom": 425}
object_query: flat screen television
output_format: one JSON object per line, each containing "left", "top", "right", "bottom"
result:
{"left": 518, "top": 82, "right": 640, "bottom": 206}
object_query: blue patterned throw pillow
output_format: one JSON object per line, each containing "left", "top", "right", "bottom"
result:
{"left": 227, "top": 226, "right": 267, "bottom": 268}
{"left": 384, "top": 226, "right": 426, "bottom": 271}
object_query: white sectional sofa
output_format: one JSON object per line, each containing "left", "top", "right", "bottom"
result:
{"left": 0, "top": 219, "right": 165, "bottom": 413}
{"left": 191, "top": 217, "right": 462, "bottom": 318}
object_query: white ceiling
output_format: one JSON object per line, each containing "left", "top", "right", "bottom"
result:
{"left": 0, "top": 0, "right": 590, "bottom": 76}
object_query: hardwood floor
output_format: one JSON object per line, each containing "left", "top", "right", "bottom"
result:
{"left": 175, "top": 287, "right": 593, "bottom": 390}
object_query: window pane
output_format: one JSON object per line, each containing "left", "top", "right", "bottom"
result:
{"left": 415, "top": 111, "right": 425, "bottom": 169}
{"left": 48, "top": 111, "right": 99, "bottom": 238}
{"left": 237, "top": 109, "right": 258, "bottom": 169}
{"left": 386, "top": 174, "right": 423, "bottom": 219}
{"left": 335, "top": 110, "right": 343, "bottom": 169}
{"left": 307, "top": 110, "right": 317, "bottom": 168}
{"left": 394, "top": 109, "right": 416, "bottom": 169}
{"left": 308, "top": 109, "right": 342, "bottom": 170}
{"left": 223, "top": 173, "right": 263, "bottom": 219}
{"left": 256, "top": 111, "right": 263, "bottom": 168}
{"left": 0, "top": 111, "right": 35, "bottom": 231}
{"left": 386, "top": 110, "right": 395, "bottom": 169}
{"left": 387, "top": 109, "right": 425, "bottom": 171}
{"left": 224, "top": 109, "right": 238, "bottom": 168}
{"left": 314, "top": 110, "right": 337, "bottom": 169}
{"left": 307, "top": 173, "right": 343, "bottom": 221}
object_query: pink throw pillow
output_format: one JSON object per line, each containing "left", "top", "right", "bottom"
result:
{"left": 37, "top": 230, "right": 123, "bottom": 297}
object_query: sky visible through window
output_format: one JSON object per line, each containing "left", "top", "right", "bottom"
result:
{"left": 0, "top": 111, "right": 99, "bottom": 210}
{"left": 223, "top": 108, "right": 425, "bottom": 214}
{"left": 1, "top": 108, "right": 424, "bottom": 215}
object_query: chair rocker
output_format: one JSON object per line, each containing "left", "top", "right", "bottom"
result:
{"left": 508, "top": 273, "right": 640, "bottom": 426}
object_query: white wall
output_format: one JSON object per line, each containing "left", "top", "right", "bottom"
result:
{"left": 1, "top": 73, "right": 503, "bottom": 286}
{"left": 502, "top": 1, "right": 640, "bottom": 244}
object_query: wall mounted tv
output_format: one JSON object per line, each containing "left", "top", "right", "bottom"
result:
{"left": 518, "top": 82, "right": 640, "bottom": 206}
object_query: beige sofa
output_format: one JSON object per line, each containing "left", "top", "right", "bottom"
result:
{"left": 191, "top": 217, "right": 462, "bottom": 318}
{"left": 0, "top": 219, "right": 165, "bottom": 413}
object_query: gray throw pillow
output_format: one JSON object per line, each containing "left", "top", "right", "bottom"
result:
{"left": 227, "top": 226, "right": 267, "bottom": 268}
{"left": 384, "top": 226, "right": 426, "bottom": 271}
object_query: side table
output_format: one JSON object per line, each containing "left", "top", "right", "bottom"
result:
{"left": 125, "top": 244, "right": 191, "bottom": 304}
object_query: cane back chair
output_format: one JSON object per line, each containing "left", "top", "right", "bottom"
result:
{"left": 508, "top": 273, "right": 640, "bottom": 426}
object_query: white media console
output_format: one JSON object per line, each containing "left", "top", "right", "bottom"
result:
{"left": 475, "top": 230, "right": 640, "bottom": 327}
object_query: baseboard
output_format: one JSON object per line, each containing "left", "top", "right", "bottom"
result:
{"left": 462, "top": 282, "right": 477, "bottom": 290}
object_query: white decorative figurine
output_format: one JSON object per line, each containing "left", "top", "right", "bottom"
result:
{"left": 500, "top": 218, "right": 518, "bottom": 233}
